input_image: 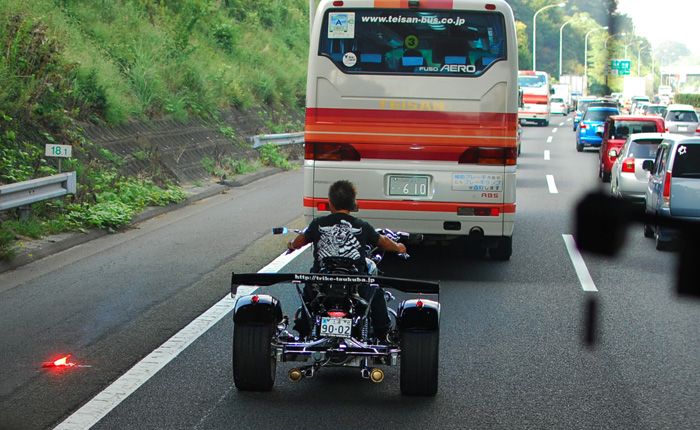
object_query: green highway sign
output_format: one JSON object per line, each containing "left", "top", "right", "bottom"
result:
{"left": 610, "top": 59, "right": 631, "bottom": 75}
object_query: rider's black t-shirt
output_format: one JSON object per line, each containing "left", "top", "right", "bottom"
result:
{"left": 304, "top": 212, "right": 380, "bottom": 273}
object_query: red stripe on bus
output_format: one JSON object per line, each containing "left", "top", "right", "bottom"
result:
{"left": 306, "top": 108, "right": 518, "bottom": 143}
{"left": 374, "top": 0, "right": 454, "bottom": 8}
{"left": 304, "top": 198, "right": 516, "bottom": 214}
{"left": 522, "top": 94, "right": 549, "bottom": 105}
{"left": 307, "top": 107, "right": 514, "bottom": 126}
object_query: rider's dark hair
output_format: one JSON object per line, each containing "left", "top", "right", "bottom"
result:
{"left": 328, "top": 180, "right": 357, "bottom": 211}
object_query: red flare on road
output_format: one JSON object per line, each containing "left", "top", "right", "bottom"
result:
{"left": 43, "top": 355, "right": 75, "bottom": 368}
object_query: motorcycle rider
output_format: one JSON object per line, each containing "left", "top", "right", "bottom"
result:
{"left": 287, "top": 180, "right": 407, "bottom": 341}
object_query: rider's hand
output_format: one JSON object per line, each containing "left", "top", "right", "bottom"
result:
{"left": 397, "top": 243, "right": 407, "bottom": 254}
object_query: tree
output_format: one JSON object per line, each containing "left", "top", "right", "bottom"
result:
{"left": 516, "top": 21, "right": 531, "bottom": 71}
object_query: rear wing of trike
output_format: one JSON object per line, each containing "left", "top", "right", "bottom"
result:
{"left": 231, "top": 272, "right": 439, "bottom": 297}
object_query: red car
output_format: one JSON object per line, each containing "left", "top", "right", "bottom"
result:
{"left": 598, "top": 115, "right": 665, "bottom": 182}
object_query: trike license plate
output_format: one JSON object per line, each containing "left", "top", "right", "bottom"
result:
{"left": 389, "top": 175, "right": 429, "bottom": 196}
{"left": 320, "top": 317, "right": 352, "bottom": 338}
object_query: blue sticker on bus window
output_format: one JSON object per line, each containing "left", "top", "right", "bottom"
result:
{"left": 329, "top": 12, "right": 355, "bottom": 39}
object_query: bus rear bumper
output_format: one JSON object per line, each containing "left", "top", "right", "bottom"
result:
{"left": 303, "top": 206, "right": 514, "bottom": 242}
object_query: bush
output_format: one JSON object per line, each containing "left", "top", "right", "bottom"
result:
{"left": 674, "top": 94, "right": 700, "bottom": 108}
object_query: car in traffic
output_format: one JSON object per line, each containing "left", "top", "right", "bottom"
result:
{"left": 598, "top": 115, "right": 665, "bottom": 181}
{"left": 633, "top": 101, "right": 649, "bottom": 115}
{"left": 643, "top": 134, "right": 700, "bottom": 250}
{"left": 630, "top": 96, "right": 650, "bottom": 113}
{"left": 550, "top": 97, "right": 567, "bottom": 115}
{"left": 576, "top": 106, "right": 620, "bottom": 152}
{"left": 644, "top": 104, "right": 667, "bottom": 117}
{"left": 663, "top": 104, "right": 699, "bottom": 135}
{"left": 609, "top": 133, "right": 665, "bottom": 204}
{"left": 573, "top": 96, "right": 597, "bottom": 131}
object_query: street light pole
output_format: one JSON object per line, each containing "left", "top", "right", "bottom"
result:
{"left": 604, "top": 33, "right": 625, "bottom": 88}
{"left": 584, "top": 26, "right": 608, "bottom": 96}
{"left": 605, "top": 32, "right": 627, "bottom": 50}
{"left": 638, "top": 46, "right": 649, "bottom": 77}
{"left": 533, "top": 2, "right": 566, "bottom": 71}
{"left": 559, "top": 16, "right": 588, "bottom": 78}
{"left": 652, "top": 50, "right": 669, "bottom": 93}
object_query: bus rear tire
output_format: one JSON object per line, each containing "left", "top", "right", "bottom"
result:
{"left": 490, "top": 236, "right": 512, "bottom": 260}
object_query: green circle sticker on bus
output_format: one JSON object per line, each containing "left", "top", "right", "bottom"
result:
{"left": 405, "top": 35, "right": 419, "bottom": 49}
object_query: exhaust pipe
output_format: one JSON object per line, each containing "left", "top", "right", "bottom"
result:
{"left": 361, "top": 368, "right": 385, "bottom": 383}
{"left": 469, "top": 227, "right": 484, "bottom": 237}
{"left": 289, "top": 368, "right": 303, "bottom": 382}
{"left": 370, "top": 368, "right": 384, "bottom": 383}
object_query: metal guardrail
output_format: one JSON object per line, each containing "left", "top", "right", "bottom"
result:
{"left": 247, "top": 132, "right": 305, "bottom": 149}
{"left": 0, "top": 172, "right": 77, "bottom": 211}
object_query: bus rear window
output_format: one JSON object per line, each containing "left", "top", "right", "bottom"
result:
{"left": 319, "top": 9, "right": 507, "bottom": 76}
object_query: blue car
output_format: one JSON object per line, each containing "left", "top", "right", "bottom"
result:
{"left": 576, "top": 106, "right": 619, "bottom": 152}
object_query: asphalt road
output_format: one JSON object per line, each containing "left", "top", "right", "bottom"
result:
{"left": 3, "top": 117, "right": 699, "bottom": 429}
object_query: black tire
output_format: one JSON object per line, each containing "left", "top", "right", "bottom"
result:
{"left": 576, "top": 143, "right": 583, "bottom": 152}
{"left": 464, "top": 243, "right": 487, "bottom": 259}
{"left": 490, "top": 236, "right": 512, "bottom": 261}
{"left": 602, "top": 171, "right": 611, "bottom": 183}
{"left": 400, "top": 330, "right": 439, "bottom": 396}
{"left": 232, "top": 323, "right": 276, "bottom": 391}
{"left": 643, "top": 223, "right": 654, "bottom": 238}
{"left": 654, "top": 227, "right": 672, "bottom": 251}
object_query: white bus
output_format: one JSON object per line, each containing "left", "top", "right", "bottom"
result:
{"left": 304, "top": 0, "right": 519, "bottom": 259}
{"left": 518, "top": 70, "right": 551, "bottom": 126}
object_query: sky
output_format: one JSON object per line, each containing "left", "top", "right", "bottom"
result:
{"left": 616, "top": 0, "right": 699, "bottom": 56}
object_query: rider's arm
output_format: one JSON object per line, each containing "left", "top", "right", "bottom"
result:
{"left": 287, "top": 232, "right": 309, "bottom": 252}
{"left": 378, "top": 235, "right": 407, "bottom": 254}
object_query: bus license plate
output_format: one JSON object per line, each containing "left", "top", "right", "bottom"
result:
{"left": 389, "top": 175, "right": 429, "bottom": 196}
{"left": 320, "top": 317, "right": 352, "bottom": 338}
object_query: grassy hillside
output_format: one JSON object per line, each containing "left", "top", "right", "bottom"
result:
{"left": 1, "top": 0, "right": 308, "bottom": 129}
{"left": 0, "top": 0, "right": 309, "bottom": 258}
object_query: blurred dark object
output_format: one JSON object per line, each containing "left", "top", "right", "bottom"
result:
{"left": 576, "top": 192, "right": 700, "bottom": 298}
{"left": 584, "top": 296, "right": 598, "bottom": 347}
{"left": 677, "top": 230, "right": 700, "bottom": 297}
{"left": 575, "top": 192, "right": 633, "bottom": 256}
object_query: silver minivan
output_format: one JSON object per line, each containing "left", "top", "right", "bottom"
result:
{"left": 663, "top": 104, "right": 699, "bottom": 135}
{"left": 643, "top": 134, "right": 700, "bottom": 250}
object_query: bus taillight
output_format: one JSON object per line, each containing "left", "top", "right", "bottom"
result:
{"left": 305, "top": 143, "right": 361, "bottom": 161}
{"left": 458, "top": 147, "right": 517, "bottom": 165}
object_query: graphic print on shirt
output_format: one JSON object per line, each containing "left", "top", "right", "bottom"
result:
{"left": 317, "top": 220, "right": 362, "bottom": 261}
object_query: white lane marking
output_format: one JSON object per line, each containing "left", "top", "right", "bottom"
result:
{"left": 546, "top": 175, "right": 558, "bottom": 193}
{"left": 552, "top": 128, "right": 558, "bottom": 133}
{"left": 562, "top": 234, "right": 598, "bottom": 292}
{"left": 544, "top": 150, "right": 551, "bottom": 160}
{"left": 54, "top": 244, "right": 311, "bottom": 430}
{"left": 559, "top": 122, "right": 566, "bottom": 126}
{"left": 547, "top": 136, "right": 553, "bottom": 143}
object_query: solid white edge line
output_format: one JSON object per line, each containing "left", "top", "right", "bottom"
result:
{"left": 562, "top": 234, "right": 598, "bottom": 292}
{"left": 544, "top": 150, "right": 551, "bottom": 160}
{"left": 546, "top": 175, "right": 558, "bottom": 193}
{"left": 54, "top": 243, "right": 312, "bottom": 430}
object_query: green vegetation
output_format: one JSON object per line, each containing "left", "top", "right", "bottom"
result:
{"left": 0, "top": 0, "right": 307, "bottom": 259}
{"left": 511, "top": 0, "right": 694, "bottom": 95}
{"left": 674, "top": 94, "right": 700, "bottom": 108}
